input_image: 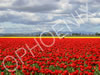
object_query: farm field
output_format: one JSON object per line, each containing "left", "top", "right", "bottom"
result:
{"left": 0, "top": 38, "right": 100, "bottom": 75}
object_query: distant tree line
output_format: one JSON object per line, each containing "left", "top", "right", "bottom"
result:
{"left": 0, "top": 32, "right": 100, "bottom": 36}
{"left": 37, "top": 32, "right": 100, "bottom": 36}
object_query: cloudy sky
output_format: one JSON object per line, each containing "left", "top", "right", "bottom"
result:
{"left": 0, "top": 0, "right": 100, "bottom": 34}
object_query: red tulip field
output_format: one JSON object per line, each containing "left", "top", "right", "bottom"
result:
{"left": 0, "top": 38, "right": 100, "bottom": 75}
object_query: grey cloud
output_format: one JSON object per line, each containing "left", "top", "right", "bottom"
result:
{"left": 0, "top": 13, "right": 37, "bottom": 25}
{"left": 12, "top": 0, "right": 59, "bottom": 12}
{"left": 12, "top": 4, "right": 58, "bottom": 12}
{"left": 0, "top": 0, "right": 59, "bottom": 13}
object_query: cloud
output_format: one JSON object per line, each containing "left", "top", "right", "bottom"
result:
{"left": 89, "top": 18, "right": 100, "bottom": 24}
{"left": 0, "top": 28, "right": 4, "bottom": 33}
{"left": 0, "top": 0, "right": 100, "bottom": 33}
{"left": 0, "top": 0, "right": 15, "bottom": 7}
{"left": 0, "top": 0, "right": 59, "bottom": 12}
{"left": 0, "top": 10, "right": 41, "bottom": 24}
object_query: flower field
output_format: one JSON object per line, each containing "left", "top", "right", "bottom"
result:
{"left": 0, "top": 38, "right": 100, "bottom": 75}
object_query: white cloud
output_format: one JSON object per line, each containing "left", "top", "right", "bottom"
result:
{"left": 0, "top": 27, "right": 4, "bottom": 33}
{"left": 0, "top": 0, "right": 15, "bottom": 7}
{"left": 52, "top": 0, "right": 72, "bottom": 13}
{"left": 89, "top": 18, "right": 100, "bottom": 24}
{"left": 76, "top": 0, "right": 88, "bottom": 3}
